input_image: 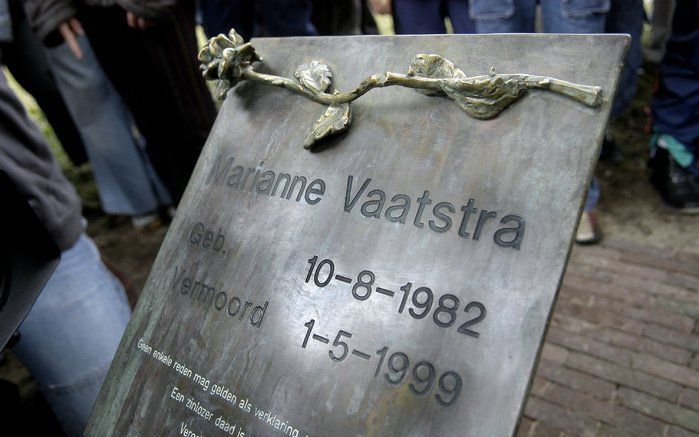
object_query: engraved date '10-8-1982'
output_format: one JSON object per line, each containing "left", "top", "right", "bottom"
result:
{"left": 305, "top": 255, "right": 487, "bottom": 338}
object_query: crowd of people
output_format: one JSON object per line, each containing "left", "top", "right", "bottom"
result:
{"left": 0, "top": 0, "right": 697, "bottom": 435}
{"left": 381, "top": 0, "right": 698, "bottom": 243}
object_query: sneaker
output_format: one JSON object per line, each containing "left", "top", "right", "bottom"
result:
{"left": 575, "top": 211, "right": 601, "bottom": 245}
{"left": 649, "top": 146, "right": 699, "bottom": 212}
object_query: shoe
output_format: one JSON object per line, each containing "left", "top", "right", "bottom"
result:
{"left": 575, "top": 211, "right": 601, "bottom": 245}
{"left": 649, "top": 146, "right": 699, "bottom": 212}
{"left": 131, "top": 212, "right": 163, "bottom": 232}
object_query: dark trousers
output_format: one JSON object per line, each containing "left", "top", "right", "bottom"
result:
{"left": 1, "top": 0, "right": 87, "bottom": 166}
{"left": 392, "top": 0, "right": 475, "bottom": 34}
{"left": 652, "top": 0, "right": 699, "bottom": 156}
{"left": 76, "top": 1, "right": 217, "bottom": 202}
{"left": 311, "top": 0, "right": 361, "bottom": 35}
{"left": 198, "top": 0, "right": 317, "bottom": 40}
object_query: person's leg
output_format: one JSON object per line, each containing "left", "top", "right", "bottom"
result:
{"left": 646, "top": 0, "right": 676, "bottom": 63}
{"left": 392, "top": 0, "right": 446, "bottom": 34}
{"left": 45, "top": 35, "right": 171, "bottom": 216}
{"left": 311, "top": 0, "right": 362, "bottom": 36}
{"left": 541, "top": 0, "right": 608, "bottom": 33}
{"left": 651, "top": 0, "right": 699, "bottom": 159}
{"left": 140, "top": 1, "right": 218, "bottom": 200}
{"left": 540, "top": 0, "right": 608, "bottom": 242}
{"left": 606, "top": 0, "right": 644, "bottom": 120}
{"left": 2, "top": 0, "right": 88, "bottom": 166}
{"left": 13, "top": 234, "right": 131, "bottom": 436}
{"left": 198, "top": 0, "right": 254, "bottom": 40}
{"left": 649, "top": 0, "right": 699, "bottom": 210}
{"left": 257, "top": 0, "right": 317, "bottom": 36}
{"left": 445, "top": 0, "right": 476, "bottom": 34}
{"left": 78, "top": 2, "right": 216, "bottom": 203}
{"left": 470, "top": 0, "right": 537, "bottom": 33}
{"left": 360, "top": 0, "right": 380, "bottom": 35}
{"left": 584, "top": 177, "right": 600, "bottom": 212}
{"left": 576, "top": 177, "right": 602, "bottom": 243}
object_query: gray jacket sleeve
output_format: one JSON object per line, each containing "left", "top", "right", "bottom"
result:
{"left": 24, "top": 0, "right": 76, "bottom": 41}
{"left": 114, "top": 0, "right": 177, "bottom": 20}
{"left": 0, "top": 70, "right": 83, "bottom": 251}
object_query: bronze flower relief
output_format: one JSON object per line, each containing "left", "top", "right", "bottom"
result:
{"left": 199, "top": 30, "right": 604, "bottom": 149}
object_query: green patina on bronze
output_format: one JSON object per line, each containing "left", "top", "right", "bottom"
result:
{"left": 199, "top": 29, "right": 604, "bottom": 150}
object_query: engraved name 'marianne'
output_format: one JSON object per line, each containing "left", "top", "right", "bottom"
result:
{"left": 206, "top": 155, "right": 525, "bottom": 250}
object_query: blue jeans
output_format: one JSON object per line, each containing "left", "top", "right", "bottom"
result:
{"left": 584, "top": 177, "right": 600, "bottom": 211}
{"left": 13, "top": 234, "right": 131, "bottom": 436}
{"left": 469, "top": 0, "right": 609, "bottom": 212}
{"left": 393, "top": 0, "right": 476, "bottom": 34}
{"left": 469, "top": 0, "right": 641, "bottom": 120}
{"left": 469, "top": 0, "right": 609, "bottom": 33}
{"left": 606, "top": 0, "right": 644, "bottom": 119}
{"left": 46, "top": 36, "right": 172, "bottom": 215}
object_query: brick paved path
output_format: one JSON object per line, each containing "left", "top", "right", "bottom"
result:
{"left": 518, "top": 239, "right": 699, "bottom": 437}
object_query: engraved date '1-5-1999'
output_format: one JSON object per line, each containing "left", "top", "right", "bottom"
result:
{"left": 301, "top": 319, "right": 463, "bottom": 407}
{"left": 305, "top": 255, "right": 487, "bottom": 338}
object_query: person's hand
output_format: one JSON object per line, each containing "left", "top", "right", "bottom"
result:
{"left": 126, "top": 11, "right": 153, "bottom": 30}
{"left": 58, "top": 18, "right": 84, "bottom": 59}
{"left": 368, "top": 0, "right": 392, "bottom": 15}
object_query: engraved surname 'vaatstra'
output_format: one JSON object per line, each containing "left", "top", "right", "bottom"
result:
{"left": 344, "top": 175, "right": 525, "bottom": 250}
{"left": 170, "top": 264, "right": 268, "bottom": 327}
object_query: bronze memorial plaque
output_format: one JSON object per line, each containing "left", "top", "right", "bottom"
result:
{"left": 87, "top": 34, "right": 628, "bottom": 436}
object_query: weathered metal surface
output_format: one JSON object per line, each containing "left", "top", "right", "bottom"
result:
{"left": 201, "top": 30, "right": 604, "bottom": 149}
{"left": 87, "top": 34, "right": 628, "bottom": 437}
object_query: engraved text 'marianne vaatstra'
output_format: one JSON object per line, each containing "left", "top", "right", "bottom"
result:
{"left": 199, "top": 29, "right": 604, "bottom": 149}
{"left": 206, "top": 155, "right": 526, "bottom": 250}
